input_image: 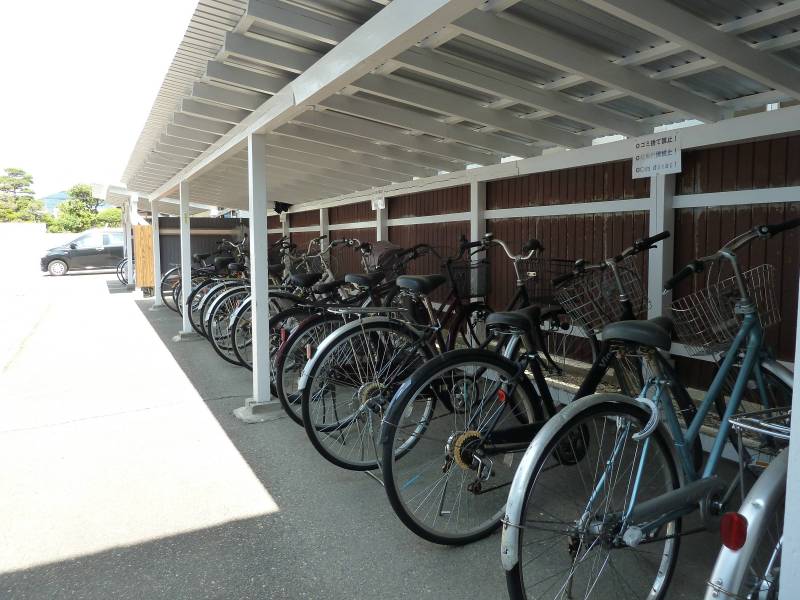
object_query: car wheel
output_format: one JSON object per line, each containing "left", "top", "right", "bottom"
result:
{"left": 48, "top": 260, "right": 68, "bottom": 276}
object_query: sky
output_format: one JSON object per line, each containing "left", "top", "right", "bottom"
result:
{"left": 0, "top": 0, "right": 198, "bottom": 197}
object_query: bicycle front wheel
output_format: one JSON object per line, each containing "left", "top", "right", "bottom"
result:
{"left": 381, "top": 349, "right": 541, "bottom": 545}
{"left": 505, "top": 397, "right": 680, "bottom": 600}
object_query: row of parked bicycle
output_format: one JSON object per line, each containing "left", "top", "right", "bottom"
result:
{"left": 158, "top": 217, "right": 798, "bottom": 600}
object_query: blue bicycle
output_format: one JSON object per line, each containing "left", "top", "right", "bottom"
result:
{"left": 500, "top": 218, "right": 798, "bottom": 600}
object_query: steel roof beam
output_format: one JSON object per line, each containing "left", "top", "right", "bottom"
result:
{"left": 192, "top": 81, "right": 265, "bottom": 110}
{"left": 354, "top": 73, "right": 585, "bottom": 148}
{"left": 452, "top": 10, "right": 724, "bottom": 123}
{"left": 395, "top": 48, "right": 648, "bottom": 137}
{"left": 181, "top": 98, "right": 250, "bottom": 124}
{"left": 159, "top": 135, "right": 211, "bottom": 152}
{"left": 275, "top": 123, "right": 457, "bottom": 172}
{"left": 319, "top": 95, "right": 531, "bottom": 157}
{"left": 261, "top": 144, "right": 399, "bottom": 183}
{"left": 244, "top": 0, "right": 358, "bottom": 45}
{"left": 222, "top": 32, "right": 316, "bottom": 74}
{"left": 295, "top": 107, "right": 497, "bottom": 164}
{"left": 156, "top": 143, "right": 203, "bottom": 159}
{"left": 585, "top": 0, "right": 800, "bottom": 101}
{"left": 165, "top": 124, "right": 222, "bottom": 145}
{"left": 172, "top": 113, "right": 234, "bottom": 135}
{"left": 206, "top": 60, "right": 290, "bottom": 94}
{"left": 264, "top": 133, "right": 434, "bottom": 178}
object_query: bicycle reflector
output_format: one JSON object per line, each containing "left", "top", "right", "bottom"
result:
{"left": 720, "top": 512, "right": 748, "bottom": 551}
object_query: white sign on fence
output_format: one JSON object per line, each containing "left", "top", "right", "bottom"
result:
{"left": 632, "top": 132, "right": 681, "bottom": 179}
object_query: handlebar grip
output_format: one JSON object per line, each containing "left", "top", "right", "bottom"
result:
{"left": 664, "top": 260, "right": 704, "bottom": 292}
{"left": 758, "top": 217, "right": 800, "bottom": 237}
{"left": 523, "top": 238, "right": 544, "bottom": 253}
{"left": 634, "top": 230, "right": 670, "bottom": 251}
{"left": 461, "top": 240, "right": 483, "bottom": 249}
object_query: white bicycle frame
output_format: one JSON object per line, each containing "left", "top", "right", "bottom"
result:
{"left": 704, "top": 449, "right": 787, "bottom": 599}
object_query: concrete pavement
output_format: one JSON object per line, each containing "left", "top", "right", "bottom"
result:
{"left": 0, "top": 272, "right": 721, "bottom": 599}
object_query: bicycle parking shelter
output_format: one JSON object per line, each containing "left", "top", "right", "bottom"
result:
{"left": 105, "top": 0, "right": 800, "bottom": 595}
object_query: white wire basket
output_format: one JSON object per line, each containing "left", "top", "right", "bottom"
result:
{"left": 669, "top": 264, "right": 780, "bottom": 356}
{"left": 553, "top": 255, "right": 646, "bottom": 335}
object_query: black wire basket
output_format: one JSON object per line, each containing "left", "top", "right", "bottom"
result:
{"left": 523, "top": 257, "right": 576, "bottom": 305}
{"left": 447, "top": 259, "right": 490, "bottom": 298}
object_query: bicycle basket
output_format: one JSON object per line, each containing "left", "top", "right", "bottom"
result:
{"left": 288, "top": 253, "right": 324, "bottom": 275}
{"left": 523, "top": 258, "right": 575, "bottom": 305}
{"left": 447, "top": 259, "right": 490, "bottom": 298}
{"left": 669, "top": 264, "right": 780, "bottom": 356}
{"left": 554, "top": 255, "right": 646, "bottom": 335}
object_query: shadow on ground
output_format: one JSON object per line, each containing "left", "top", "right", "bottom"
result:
{"left": 0, "top": 298, "right": 723, "bottom": 600}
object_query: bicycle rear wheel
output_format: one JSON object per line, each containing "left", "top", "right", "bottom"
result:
{"left": 160, "top": 266, "right": 181, "bottom": 312}
{"left": 207, "top": 285, "right": 250, "bottom": 364}
{"left": 274, "top": 311, "right": 341, "bottom": 426}
{"left": 300, "top": 319, "right": 433, "bottom": 471}
{"left": 381, "top": 349, "right": 541, "bottom": 545}
{"left": 505, "top": 397, "right": 680, "bottom": 600}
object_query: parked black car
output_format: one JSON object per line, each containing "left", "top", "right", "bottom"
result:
{"left": 41, "top": 228, "right": 125, "bottom": 276}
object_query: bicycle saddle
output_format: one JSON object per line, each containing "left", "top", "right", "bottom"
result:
{"left": 269, "top": 263, "right": 284, "bottom": 277}
{"left": 289, "top": 272, "right": 324, "bottom": 288}
{"left": 345, "top": 271, "right": 385, "bottom": 288}
{"left": 602, "top": 317, "right": 673, "bottom": 351}
{"left": 193, "top": 252, "right": 211, "bottom": 262}
{"left": 395, "top": 274, "right": 446, "bottom": 295}
{"left": 313, "top": 279, "right": 346, "bottom": 295}
{"left": 214, "top": 255, "right": 235, "bottom": 275}
{"left": 486, "top": 304, "right": 559, "bottom": 335}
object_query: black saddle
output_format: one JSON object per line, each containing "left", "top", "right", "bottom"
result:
{"left": 602, "top": 317, "right": 673, "bottom": 351}
{"left": 214, "top": 255, "right": 235, "bottom": 275}
{"left": 269, "top": 263, "right": 284, "bottom": 278}
{"left": 486, "top": 305, "right": 561, "bottom": 336}
{"left": 313, "top": 279, "right": 345, "bottom": 295}
{"left": 345, "top": 271, "right": 385, "bottom": 288}
{"left": 395, "top": 274, "right": 446, "bottom": 295}
{"left": 289, "top": 272, "right": 324, "bottom": 288}
{"left": 227, "top": 262, "right": 244, "bottom": 274}
{"left": 193, "top": 252, "right": 211, "bottom": 262}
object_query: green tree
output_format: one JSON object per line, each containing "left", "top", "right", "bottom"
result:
{"left": 52, "top": 198, "right": 97, "bottom": 232}
{"left": 0, "top": 167, "right": 43, "bottom": 222}
{"left": 48, "top": 183, "right": 108, "bottom": 232}
{"left": 66, "top": 183, "right": 103, "bottom": 213}
{"left": 95, "top": 207, "right": 122, "bottom": 227}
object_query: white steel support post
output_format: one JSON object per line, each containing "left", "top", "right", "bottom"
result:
{"left": 470, "top": 180, "right": 486, "bottom": 243}
{"left": 647, "top": 174, "right": 675, "bottom": 318}
{"left": 150, "top": 200, "right": 163, "bottom": 309}
{"left": 235, "top": 133, "right": 275, "bottom": 423}
{"left": 127, "top": 193, "right": 138, "bottom": 288}
{"left": 176, "top": 181, "right": 195, "bottom": 338}
{"left": 320, "top": 207, "right": 329, "bottom": 246}
{"left": 375, "top": 195, "right": 388, "bottom": 242}
{"left": 781, "top": 276, "right": 800, "bottom": 597}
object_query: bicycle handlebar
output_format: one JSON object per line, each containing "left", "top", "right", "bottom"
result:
{"left": 554, "top": 231, "right": 670, "bottom": 287}
{"left": 664, "top": 218, "right": 800, "bottom": 293}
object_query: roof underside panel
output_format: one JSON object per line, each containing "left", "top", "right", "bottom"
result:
{"left": 121, "top": 0, "right": 800, "bottom": 210}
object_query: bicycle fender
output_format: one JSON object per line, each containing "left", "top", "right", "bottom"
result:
{"left": 500, "top": 392, "right": 650, "bottom": 572}
{"left": 703, "top": 449, "right": 788, "bottom": 600}
{"left": 296, "top": 316, "right": 401, "bottom": 392}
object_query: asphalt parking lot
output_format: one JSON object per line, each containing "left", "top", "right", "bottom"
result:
{"left": 0, "top": 272, "right": 721, "bottom": 599}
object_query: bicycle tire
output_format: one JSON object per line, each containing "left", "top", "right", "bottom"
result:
{"left": 160, "top": 266, "right": 181, "bottom": 312}
{"left": 274, "top": 311, "right": 342, "bottom": 426}
{"left": 504, "top": 397, "right": 681, "bottom": 600}
{"left": 207, "top": 286, "right": 251, "bottom": 364}
{"left": 300, "top": 318, "right": 434, "bottom": 471}
{"left": 381, "top": 348, "right": 542, "bottom": 545}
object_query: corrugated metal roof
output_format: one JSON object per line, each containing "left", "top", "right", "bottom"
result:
{"left": 120, "top": 0, "right": 800, "bottom": 209}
